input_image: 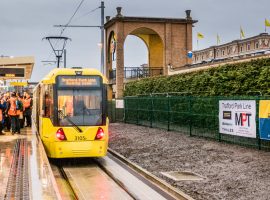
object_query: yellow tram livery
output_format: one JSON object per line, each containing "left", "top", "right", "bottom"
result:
{"left": 33, "top": 68, "right": 109, "bottom": 158}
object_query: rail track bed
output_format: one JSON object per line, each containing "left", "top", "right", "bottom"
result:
{"left": 50, "top": 151, "right": 191, "bottom": 200}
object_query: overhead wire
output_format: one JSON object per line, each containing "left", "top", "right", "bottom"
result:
{"left": 59, "top": 0, "right": 86, "bottom": 36}
{"left": 45, "top": 0, "right": 87, "bottom": 63}
{"left": 71, "top": 6, "right": 100, "bottom": 24}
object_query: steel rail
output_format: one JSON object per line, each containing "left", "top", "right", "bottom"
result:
{"left": 57, "top": 165, "right": 80, "bottom": 200}
{"left": 50, "top": 150, "right": 193, "bottom": 200}
{"left": 107, "top": 148, "right": 195, "bottom": 200}
{"left": 54, "top": 159, "right": 135, "bottom": 200}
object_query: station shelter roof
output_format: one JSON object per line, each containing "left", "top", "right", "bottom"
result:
{"left": 0, "top": 56, "right": 35, "bottom": 80}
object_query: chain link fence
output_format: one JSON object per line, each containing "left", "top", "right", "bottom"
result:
{"left": 108, "top": 96, "right": 270, "bottom": 151}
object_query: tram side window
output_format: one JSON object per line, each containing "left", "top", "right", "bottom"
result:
{"left": 44, "top": 85, "right": 54, "bottom": 120}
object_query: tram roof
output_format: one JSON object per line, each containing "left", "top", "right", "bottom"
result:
{"left": 0, "top": 56, "right": 34, "bottom": 80}
{"left": 41, "top": 68, "right": 108, "bottom": 84}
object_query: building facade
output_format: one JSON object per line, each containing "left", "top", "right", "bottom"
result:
{"left": 193, "top": 33, "right": 270, "bottom": 64}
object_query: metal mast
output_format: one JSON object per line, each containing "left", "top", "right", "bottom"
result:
{"left": 100, "top": 1, "right": 105, "bottom": 74}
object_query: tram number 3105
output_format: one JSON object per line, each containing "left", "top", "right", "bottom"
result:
{"left": 75, "top": 136, "right": 86, "bottom": 141}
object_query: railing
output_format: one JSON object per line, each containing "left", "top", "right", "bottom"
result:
{"left": 108, "top": 95, "right": 270, "bottom": 151}
{"left": 109, "top": 67, "right": 163, "bottom": 81}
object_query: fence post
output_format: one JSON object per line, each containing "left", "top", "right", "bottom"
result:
{"left": 136, "top": 97, "right": 139, "bottom": 125}
{"left": 256, "top": 98, "right": 261, "bottom": 150}
{"left": 124, "top": 98, "right": 127, "bottom": 123}
{"left": 111, "top": 100, "right": 114, "bottom": 123}
{"left": 218, "top": 97, "right": 221, "bottom": 142}
{"left": 167, "top": 94, "right": 170, "bottom": 131}
{"left": 189, "top": 96, "right": 192, "bottom": 137}
{"left": 114, "top": 99, "right": 116, "bottom": 122}
{"left": 150, "top": 95, "right": 153, "bottom": 128}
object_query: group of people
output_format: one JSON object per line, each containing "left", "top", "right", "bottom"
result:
{"left": 0, "top": 91, "right": 32, "bottom": 135}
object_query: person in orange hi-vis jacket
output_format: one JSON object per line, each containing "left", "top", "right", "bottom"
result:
{"left": 0, "top": 97, "right": 6, "bottom": 135}
{"left": 7, "top": 92, "right": 20, "bottom": 134}
{"left": 23, "top": 92, "right": 32, "bottom": 127}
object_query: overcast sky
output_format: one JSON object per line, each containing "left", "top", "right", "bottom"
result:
{"left": 1, "top": 0, "right": 269, "bottom": 81}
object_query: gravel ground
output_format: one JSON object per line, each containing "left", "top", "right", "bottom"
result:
{"left": 109, "top": 123, "right": 270, "bottom": 200}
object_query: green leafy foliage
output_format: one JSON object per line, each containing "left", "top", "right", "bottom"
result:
{"left": 124, "top": 58, "right": 270, "bottom": 96}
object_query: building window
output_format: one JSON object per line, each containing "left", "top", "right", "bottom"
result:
{"left": 240, "top": 46, "right": 243, "bottom": 52}
{"left": 222, "top": 50, "right": 225, "bottom": 56}
{"left": 247, "top": 43, "right": 250, "bottom": 51}
{"left": 255, "top": 42, "right": 259, "bottom": 49}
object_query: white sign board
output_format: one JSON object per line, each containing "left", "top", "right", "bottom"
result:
{"left": 219, "top": 100, "right": 256, "bottom": 138}
{"left": 116, "top": 99, "right": 124, "bottom": 109}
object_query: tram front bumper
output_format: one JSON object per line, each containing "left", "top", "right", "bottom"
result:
{"left": 45, "top": 140, "right": 108, "bottom": 158}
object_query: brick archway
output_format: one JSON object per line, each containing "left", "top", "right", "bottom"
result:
{"left": 129, "top": 27, "right": 164, "bottom": 69}
{"left": 105, "top": 7, "right": 197, "bottom": 98}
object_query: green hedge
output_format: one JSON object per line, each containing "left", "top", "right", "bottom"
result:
{"left": 124, "top": 58, "right": 270, "bottom": 96}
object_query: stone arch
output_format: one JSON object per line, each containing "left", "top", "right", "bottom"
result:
{"left": 125, "top": 27, "right": 164, "bottom": 69}
{"left": 124, "top": 34, "right": 150, "bottom": 67}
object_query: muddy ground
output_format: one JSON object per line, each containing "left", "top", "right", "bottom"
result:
{"left": 109, "top": 123, "right": 270, "bottom": 200}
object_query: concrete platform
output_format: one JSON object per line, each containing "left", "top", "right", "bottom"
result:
{"left": 0, "top": 128, "right": 60, "bottom": 199}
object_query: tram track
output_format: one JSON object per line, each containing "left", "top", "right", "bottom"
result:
{"left": 4, "top": 139, "right": 30, "bottom": 200}
{"left": 51, "top": 157, "right": 134, "bottom": 200}
{"left": 58, "top": 166, "right": 80, "bottom": 200}
{"left": 50, "top": 151, "right": 193, "bottom": 200}
{"left": 107, "top": 149, "right": 193, "bottom": 200}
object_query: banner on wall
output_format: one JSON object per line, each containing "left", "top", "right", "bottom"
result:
{"left": 219, "top": 100, "right": 256, "bottom": 138}
{"left": 259, "top": 100, "right": 270, "bottom": 140}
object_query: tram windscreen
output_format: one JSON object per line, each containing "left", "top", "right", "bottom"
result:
{"left": 57, "top": 89, "right": 102, "bottom": 126}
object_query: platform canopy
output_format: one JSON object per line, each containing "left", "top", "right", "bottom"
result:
{"left": 0, "top": 56, "right": 35, "bottom": 80}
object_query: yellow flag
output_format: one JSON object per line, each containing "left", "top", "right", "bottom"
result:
{"left": 217, "top": 34, "right": 221, "bottom": 45}
{"left": 197, "top": 32, "right": 204, "bottom": 39}
{"left": 265, "top": 19, "right": 270, "bottom": 27}
{"left": 240, "top": 27, "right": 245, "bottom": 39}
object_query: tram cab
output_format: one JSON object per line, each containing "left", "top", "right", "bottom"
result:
{"left": 33, "top": 68, "right": 109, "bottom": 158}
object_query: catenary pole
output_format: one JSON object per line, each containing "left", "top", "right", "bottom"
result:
{"left": 64, "top": 49, "right": 67, "bottom": 68}
{"left": 101, "top": 1, "right": 105, "bottom": 74}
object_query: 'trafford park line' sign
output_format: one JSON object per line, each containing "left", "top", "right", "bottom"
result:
{"left": 219, "top": 100, "right": 256, "bottom": 138}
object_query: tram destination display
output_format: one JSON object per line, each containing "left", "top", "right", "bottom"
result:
{"left": 57, "top": 75, "right": 101, "bottom": 87}
{"left": 0, "top": 68, "right": 25, "bottom": 78}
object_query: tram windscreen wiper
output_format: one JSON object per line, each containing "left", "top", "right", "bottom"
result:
{"left": 58, "top": 110, "right": 82, "bottom": 133}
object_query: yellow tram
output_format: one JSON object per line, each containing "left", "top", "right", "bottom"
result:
{"left": 33, "top": 68, "right": 109, "bottom": 158}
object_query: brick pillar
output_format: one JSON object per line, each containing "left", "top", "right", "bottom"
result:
{"left": 149, "top": 34, "right": 163, "bottom": 68}
{"left": 186, "top": 10, "right": 193, "bottom": 65}
{"left": 164, "top": 23, "right": 172, "bottom": 75}
{"left": 186, "top": 23, "right": 193, "bottom": 65}
{"left": 115, "top": 22, "right": 124, "bottom": 98}
{"left": 105, "top": 30, "right": 112, "bottom": 80}
{"left": 105, "top": 29, "right": 114, "bottom": 100}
